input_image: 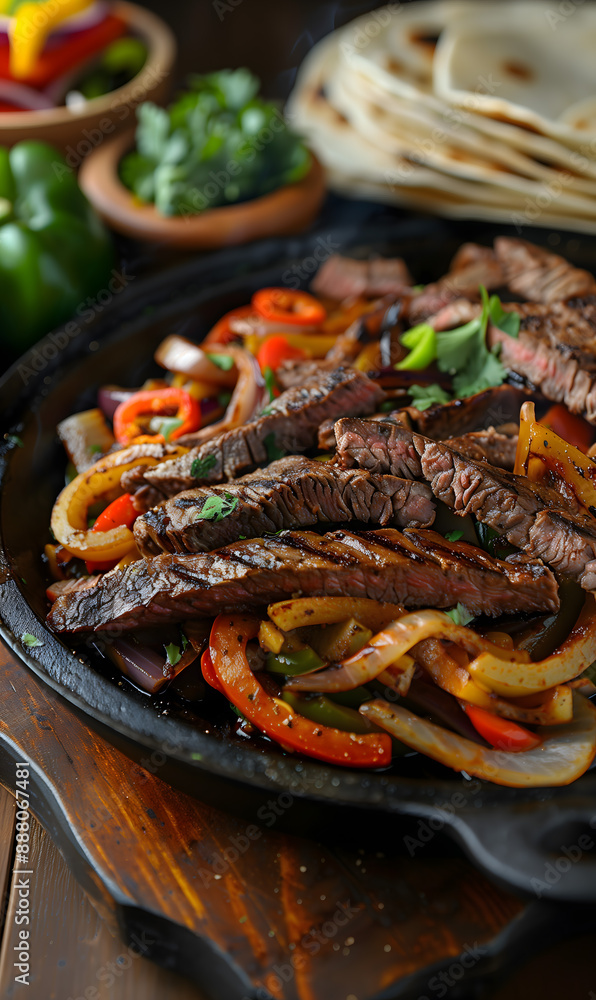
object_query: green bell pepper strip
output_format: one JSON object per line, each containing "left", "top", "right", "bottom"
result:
{"left": 266, "top": 646, "right": 324, "bottom": 676}
{"left": 396, "top": 323, "right": 438, "bottom": 371}
{"left": 0, "top": 141, "right": 114, "bottom": 354}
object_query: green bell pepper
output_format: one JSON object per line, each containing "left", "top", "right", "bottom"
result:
{"left": 0, "top": 141, "right": 114, "bottom": 355}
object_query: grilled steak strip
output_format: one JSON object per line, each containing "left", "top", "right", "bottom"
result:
{"left": 122, "top": 367, "right": 384, "bottom": 500}
{"left": 444, "top": 428, "right": 518, "bottom": 471}
{"left": 311, "top": 254, "right": 413, "bottom": 300}
{"left": 494, "top": 237, "right": 596, "bottom": 304}
{"left": 335, "top": 418, "right": 596, "bottom": 588}
{"left": 134, "top": 458, "right": 435, "bottom": 556}
{"left": 47, "top": 526, "right": 558, "bottom": 634}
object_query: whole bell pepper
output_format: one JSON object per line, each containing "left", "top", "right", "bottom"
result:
{"left": 0, "top": 140, "right": 114, "bottom": 356}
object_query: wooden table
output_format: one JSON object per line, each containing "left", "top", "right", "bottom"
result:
{"left": 0, "top": 640, "right": 595, "bottom": 1000}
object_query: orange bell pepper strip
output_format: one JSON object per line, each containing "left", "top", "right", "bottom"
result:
{"left": 514, "top": 400, "right": 596, "bottom": 513}
{"left": 113, "top": 388, "right": 200, "bottom": 446}
{"left": 256, "top": 335, "right": 307, "bottom": 372}
{"left": 209, "top": 615, "right": 392, "bottom": 768}
{"left": 541, "top": 403, "right": 593, "bottom": 452}
{"left": 203, "top": 305, "right": 254, "bottom": 345}
{"left": 252, "top": 288, "right": 326, "bottom": 326}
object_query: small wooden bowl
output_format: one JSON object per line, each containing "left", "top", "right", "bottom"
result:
{"left": 78, "top": 128, "right": 327, "bottom": 248}
{"left": 0, "top": 1, "right": 176, "bottom": 154}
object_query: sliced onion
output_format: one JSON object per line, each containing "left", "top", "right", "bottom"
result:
{"left": 108, "top": 639, "right": 198, "bottom": 694}
{"left": 230, "top": 314, "right": 319, "bottom": 338}
{"left": 177, "top": 344, "right": 266, "bottom": 446}
{"left": 285, "top": 610, "right": 529, "bottom": 694}
{"left": 360, "top": 693, "right": 596, "bottom": 787}
{"left": 98, "top": 385, "right": 138, "bottom": 421}
{"left": 468, "top": 595, "right": 596, "bottom": 697}
{"left": 155, "top": 335, "right": 238, "bottom": 388}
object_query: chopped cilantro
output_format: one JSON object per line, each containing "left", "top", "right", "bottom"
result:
{"left": 488, "top": 295, "right": 520, "bottom": 338}
{"left": 409, "top": 383, "right": 451, "bottom": 411}
{"left": 445, "top": 604, "right": 474, "bottom": 627}
{"left": 217, "top": 391, "right": 232, "bottom": 408}
{"left": 89, "top": 444, "right": 103, "bottom": 455}
{"left": 21, "top": 633, "right": 43, "bottom": 648}
{"left": 195, "top": 492, "right": 239, "bottom": 522}
{"left": 190, "top": 453, "right": 217, "bottom": 479}
{"left": 5, "top": 434, "right": 23, "bottom": 448}
{"left": 264, "top": 432, "right": 285, "bottom": 462}
{"left": 165, "top": 642, "right": 181, "bottom": 666}
{"left": 180, "top": 631, "right": 188, "bottom": 652}
{"left": 445, "top": 530, "right": 463, "bottom": 542}
{"left": 436, "top": 286, "right": 508, "bottom": 398}
{"left": 206, "top": 352, "right": 235, "bottom": 371}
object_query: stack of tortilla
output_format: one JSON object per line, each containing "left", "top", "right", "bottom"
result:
{"left": 286, "top": 1, "right": 596, "bottom": 232}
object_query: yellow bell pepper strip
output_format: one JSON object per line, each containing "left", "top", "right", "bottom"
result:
{"left": 514, "top": 401, "right": 596, "bottom": 513}
{"left": 9, "top": 0, "right": 94, "bottom": 80}
{"left": 243, "top": 331, "right": 338, "bottom": 359}
{"left": 50, "top": 443, "right": 187, "bottom": 562}
{"left": 395, "top": 324, "right": 437, "bottom": 371}
{"left": 209, "top": 615, "right": 392, "bottom": 768}
{"left": 267, "top": 596, "right": 406, "bottom": 633}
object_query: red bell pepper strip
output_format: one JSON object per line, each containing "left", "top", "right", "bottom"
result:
{"left": 541, "top": 404, "right": 593, "bottom": 453}
{"left": 203, "top": 304, "right": 254, "bottom": 345}
{"left": 201, "top": 648, "right": 224, "bottom": 694}
{"left": 0, "top": 15, "right": 127, "bottom": 88}
{"left": 113, "top": 387, "right": 200, "bottom": 446}
{"left": 465, "top": 705, "right": 540, "bottom": 752}
{"left": 256, "top": 335, "right": 307, "bottom": 373}
{"left": 252, "top": 288, "right": 326, "bottom": 327}
{"left": 85, "top": 492, "right": 138, "bottom": 574}
{"left": 209, "top": 615, "right": 392, "bottom": 768}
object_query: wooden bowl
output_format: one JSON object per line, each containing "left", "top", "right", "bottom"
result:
{"left": 0, "top": 1, "right": 176, "bottom": 154}
{"left": 78, "top": 128, "right": 327, "bottom": 248}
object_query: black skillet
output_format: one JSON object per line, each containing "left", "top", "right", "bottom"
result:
{"left": 2, "top": 215, "right": 596, "bottom": 904}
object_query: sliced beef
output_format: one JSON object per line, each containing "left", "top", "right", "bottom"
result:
{"left": 126, "top": 367, "right": 384, "bottom": 500}
{"left": 444, "top": 428, "right": 518, "bottom": 471}
{"left": 489, "top": 301, "right": 596, "bottom": 421}
{"left": 335, "top": 418, "right": 596, "bottom": 588}
{"left": 409, "top": 244, "right": 504, "bottom": 324}
{"left": 407, "top": 385, "right": 531, "bottom": 440}
{"left": 47, "top": 526, "right": 558, "bottom": 634}
{"left": 134, "top": 458, "right": 435, "bottom": 556}
{"left": 311, "top": 254, "right": 413, "bottom": 300}
{"left": 494, "top": 237, "right": 596, "bottom": 304}
{"left": 276, "top": 359, "right": 338, "bottom": 389}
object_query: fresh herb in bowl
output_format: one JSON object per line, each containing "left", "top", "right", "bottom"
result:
{"left": 119, "top": 68, "right": 311, "bottom": 217}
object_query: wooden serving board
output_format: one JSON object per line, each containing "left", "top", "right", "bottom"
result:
{"left": 0, "top": 640, "right": 591, "bottom": 1000}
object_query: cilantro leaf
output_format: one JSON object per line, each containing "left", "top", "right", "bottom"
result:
{"left": 165, "top": 642, "right": 181, "bottom": 666}
{"left": 488, "top": 295, "right": 520, "bottom": 338}
{"left": 436, "top": 286, "right": 508, "bottom": 399}
{"left": 21, "top": 633, "right": 43, "bottom": 648}
{"left": 445, "top": 530, "right": 463, "bottom": 542}
{"left": 409, "top": 383, "right": 451, "bottom": 411}
{"left": 264, "top": 432, "right": 285, "bottom": 462}
{"left": 206, "top": 352, "right": 235, "bottom": 371}
{"left": 445, "top": 604, "right": 474, "bottom": 627}
{"left": 195, "top": 492, "right": 239, "bottom": 522}
{"left": 190, "top": 453, "right": 216, "bottom": 478}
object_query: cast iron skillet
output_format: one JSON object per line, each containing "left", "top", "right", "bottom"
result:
{"left": 2, "top": 216, "right": 596, "bottom": 902}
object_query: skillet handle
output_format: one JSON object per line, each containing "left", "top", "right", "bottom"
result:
{"left": 450, "top": 801, "right": 596, "bottom": 903}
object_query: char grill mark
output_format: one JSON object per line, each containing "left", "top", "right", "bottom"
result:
{"left": 494, "top": 237, "right": 596, "bottom": 304}
{"left": 336, "top": 418, "right": 596, "bottom": 589}
{"left": 125, "top": 367, "right": 384, "bottom": 500}
{"left": 133, "top": 458, "right": 435, "bottom": 556}
{"left": 47, "top": 525, "right": 559, "bottom": 634}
